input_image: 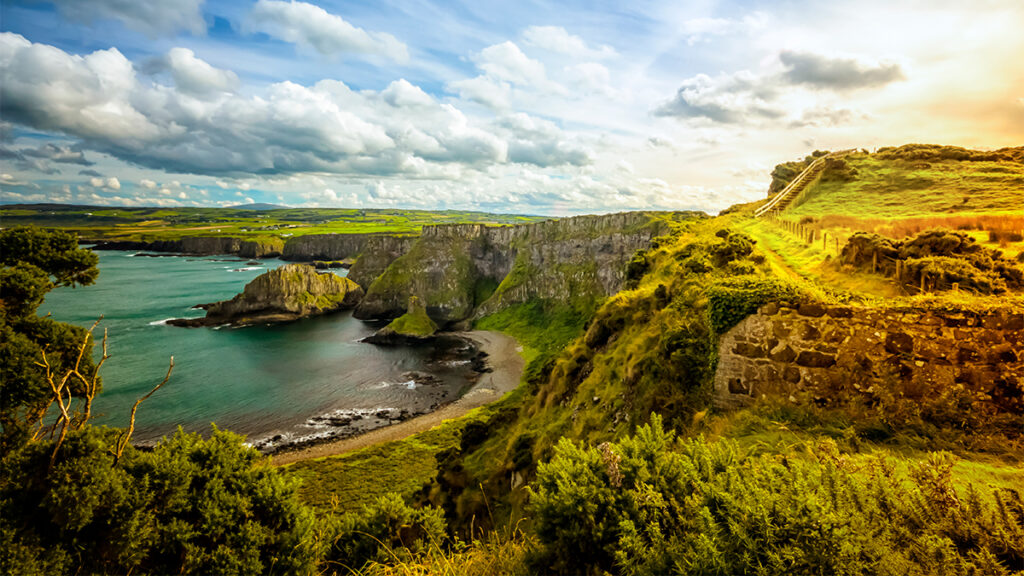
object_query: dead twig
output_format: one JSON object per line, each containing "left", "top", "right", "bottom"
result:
{"left": 112, "top": 357, "right": 174, "bottom": 464}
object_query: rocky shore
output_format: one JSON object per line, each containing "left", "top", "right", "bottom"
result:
{"left": 269, "top": 330, "right": 522, "bottom": 464}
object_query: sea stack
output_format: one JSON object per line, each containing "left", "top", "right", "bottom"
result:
{"left": 169, "top": 264, "right": 364, "bottom": 327}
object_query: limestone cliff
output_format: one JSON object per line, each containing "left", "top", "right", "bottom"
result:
{"left": 169, "top": 264, "right": 363, "bottom": 327}
{"left": 355, "top": 212, "right": 689, "bottom": 325}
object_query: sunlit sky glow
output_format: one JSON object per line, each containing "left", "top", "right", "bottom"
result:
{"left": 1, "top": 0, "right": 1022, "bottom": 214}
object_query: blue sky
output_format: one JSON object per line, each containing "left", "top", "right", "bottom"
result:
{"left": 1, "top": 0, "right": 1022, "bottom": 214}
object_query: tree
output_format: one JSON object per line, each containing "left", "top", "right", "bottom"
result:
{"left": 0, "top": 227, "right": 327, "bottom": 575}
{"left": 1, "top": 226, "right": 100, "bottom": 452}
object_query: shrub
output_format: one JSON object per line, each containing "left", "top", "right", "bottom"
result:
{"left": 529, "top": 417, "right": 1024, "bottom": 576}
{"left": 323, "top": 493, "right": 447, "bottom": 571}
{"left": 706, "top": 276, "right": 809, "bottom": 334}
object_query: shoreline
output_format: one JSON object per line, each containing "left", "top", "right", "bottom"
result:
{"left": 270, "top": 330, "right": 524, "bottom": 466}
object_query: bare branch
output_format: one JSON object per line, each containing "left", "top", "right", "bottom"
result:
{"left": 113, "top": 356, "right": 174, "bottom": 464}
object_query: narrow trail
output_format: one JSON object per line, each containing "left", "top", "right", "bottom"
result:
{"left": 270, "top": 330, "right": 524, "bottom": 466}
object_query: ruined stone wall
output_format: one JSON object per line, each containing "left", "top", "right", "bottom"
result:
{"left": 714, "top": 303, "right": 1024, "bottom": 412}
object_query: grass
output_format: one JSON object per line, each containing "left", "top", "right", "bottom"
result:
{"left": 0, "top": 205, "right": 550, "bottom": 242}
{"left": 283, "top": 408, "right": 488, "bottom": 512}
{"left": 385, "top": 297, "right": 438, "bottom": 336}
{"left": 787, "top": 152, "right": 1024, "bottom": 220}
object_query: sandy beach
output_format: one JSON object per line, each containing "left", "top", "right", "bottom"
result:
{"left": 271, "top": 330, "right": 524, "bottom": 465}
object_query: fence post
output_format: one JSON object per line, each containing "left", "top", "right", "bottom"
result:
{"left": 920, "top": 272, "right": 927, "bottom": 293}
{"left": 872, "top": 251, "right": 878, "bottom": 273}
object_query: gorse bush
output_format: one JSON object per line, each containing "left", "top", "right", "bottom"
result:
{"left": 841, "top": 229, "right": 1024, "bottom": 294}
{"left": 529, "top": 416, "right": 1024, "bottom": 576}
{"left": 321, "top": 493, "right": 447, "bottom": 572}
{"left": 1, "top": 426, "right": 321, "bottom": 576}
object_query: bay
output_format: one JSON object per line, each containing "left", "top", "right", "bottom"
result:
{"left": 40, "top": 251, "right": 474, "bottom": 447}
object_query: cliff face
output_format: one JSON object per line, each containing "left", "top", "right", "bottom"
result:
{"left": 91, "top": 236, "right": 282, "bottom": 258}
{"left": 345, "top": 235, "right": 417, "bottom": 289}
{"left": 170, "top": 264, "right": 363, "bottom": 326}
{"left": 280, "top": 234, "right": 373, "bottom": 261}
{"left": 355, "top": 212, "right": 680, "bottom": 325}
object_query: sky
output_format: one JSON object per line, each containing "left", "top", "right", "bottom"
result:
{"left": 1, "top": 0, "right": 1022, "bottom": 215}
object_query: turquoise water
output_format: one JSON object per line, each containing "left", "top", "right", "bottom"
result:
{"left": 40, "top": 251, "right": 473, "bottom": 446}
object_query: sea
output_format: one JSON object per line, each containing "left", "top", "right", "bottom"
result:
{"left": 40, "top": 250, "right": 476, "bottom": 450}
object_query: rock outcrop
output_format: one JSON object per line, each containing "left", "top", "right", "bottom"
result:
{"left": 363, "top": 296, "right": 439, "bottom": 345}
{"left": 169, "top": 264, "right": 363, "bottom": 327}
{"left": 355, "top": 212, "right": 693, "bottom": 325}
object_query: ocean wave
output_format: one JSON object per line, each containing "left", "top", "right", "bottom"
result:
{"left": 368, "top": 379, "right": 418, "bottom": 390}
{"left": 148, "top": 318, "right": 175, "bottom": 326}
{"left": 229, "top": 266, "right": 263, "bottom": 272}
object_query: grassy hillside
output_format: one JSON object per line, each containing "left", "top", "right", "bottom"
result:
{"left": 0, "top": 204, "right": 549, "bottom": 241}
{"left": 273, "top": 145, "right": 1024, "bottom": 575}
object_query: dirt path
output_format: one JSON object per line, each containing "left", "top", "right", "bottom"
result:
{"left": 271, "top": 330, "right": 524, "bottom": 466}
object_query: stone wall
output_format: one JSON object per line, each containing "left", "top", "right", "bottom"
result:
{"left": 713, "top": 303, "right": 1024, "bottom": 413}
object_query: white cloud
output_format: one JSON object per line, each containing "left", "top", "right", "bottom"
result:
{"left": 89, "top": 176, "right": 120, "bottom": 190}
{"left": 680, "top": 13, "right": 768, "bottom": 45}
{"left": 473, "top": 42, "right": 549, "bottom": 88}
{"left": 140, "top": 178, "right": 157, "bottom": 189}
{"left": 42, "top": 0, "right": 206, "bottom": 37}
{"left": 245, "top": 0, "right": 408, "bottom": 63}
{"left": 161, "top": 47, "right": 239, "bottom": 96}
{"left": 522, "top": 26, "right": 616, "bottom": 59}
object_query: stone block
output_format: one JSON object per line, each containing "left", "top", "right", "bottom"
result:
{"left": 784, "top": 366, "right": 802, "bottom": 383}
{"left": 733, "top": 342, "right": 767, "bottom": 358}
{"left": 798, "top": 303, "right": 828, "bottom": 317}
{"left": 957, "top": 346, "right": 982, "bottom": 363}
{"left": 770, "top": 344, "right": 797, "bottom": 363}
{"left": 884, "top": 332, "right": 914, "bottom": 355}
{"left": 796, "top": 350, "right": 836, "bottom": 368}
{"left": 798, "top": 322, "right": 822, "bottom": 341}
{"left": 826, "top": 306, "right": 853, "bottom": 318}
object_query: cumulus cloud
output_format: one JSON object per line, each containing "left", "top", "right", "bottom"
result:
{"left": 446, "top": 75, "right": 511, "bottom": 109}
{"left": 0, "top": 33, "right": 591, "bottom": 179}
{"left": 473, "top": 42, "right": 549, "bottom": 88}
{"left": 0, "top": 33, "right": 158, "bottom": 141}
{"left": 78, "top": 169, "right": 103, "bottom": 177}
{"left": 89, "top": 176, "right": 120, "bottom": 190}
{"left": 245, "top": 0, "right": 408, "bottom": 62}
{"left": 39, "top": 0, "right": 206, "bottom": 37}
{"left": 780, "top": 51, "right": 904, "bottom": 91}
{"left": 655, "top": 50, "right": 901, "bottom": 126}
{"left": 497, "top": 113, "right": 593, "bottom": 167}
{"left": 522, "top": 26, "right": 616, "bottom": 59}
{"left": 653, "top": 71, "right": 783, "bottom": 124}
{"left": 154, "top": 47, "right": 239, "bottom": 96}
{"left": 446, "top": 41, "right": 567, "bottom": 110}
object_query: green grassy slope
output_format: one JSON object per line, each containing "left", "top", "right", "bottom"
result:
{"left": 281, "top": 145, "right": 1023, "bottom": 574}
{"left": 788, "top": 146, "right": 1024, "bottom": 220}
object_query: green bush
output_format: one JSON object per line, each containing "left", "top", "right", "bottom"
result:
{"left": 529, "top": 416, "right": 1024, "bottom": 576}
{"left": 706, "top": 276, "right": 808, "bottom": 334}
{"left": 1, "top": 427, "right": 321, "bottom": 576}
{"left": 322, "top": 493, "right": 447, "bottom": 571}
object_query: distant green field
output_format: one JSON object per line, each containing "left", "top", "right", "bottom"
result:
{"left": 0, "top": 205, "right": 550, "bottom": 241}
